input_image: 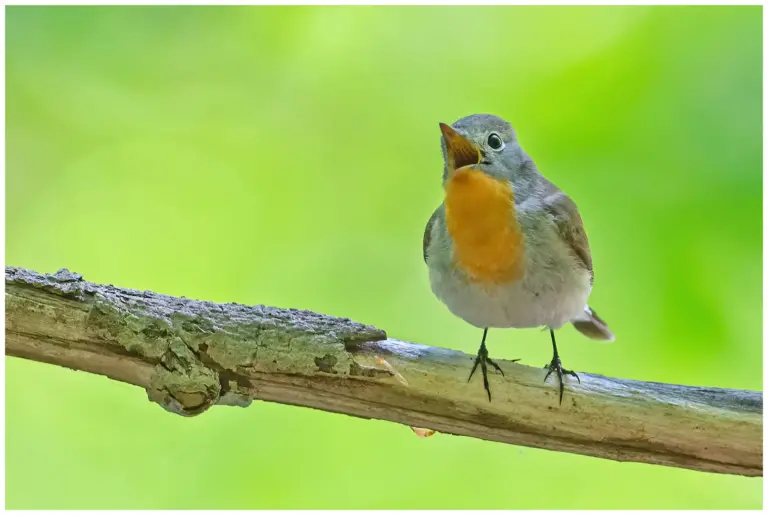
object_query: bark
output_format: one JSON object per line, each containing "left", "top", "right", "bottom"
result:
{"left": 5, "top": 267, "right": 762, "bottom": 476}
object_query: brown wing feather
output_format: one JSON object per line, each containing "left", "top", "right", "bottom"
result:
{"left": 543, "top": 185, "right": 593, "bottom": 284}
{"left": 422, "top": 208, "right": 439, "bottom": 263}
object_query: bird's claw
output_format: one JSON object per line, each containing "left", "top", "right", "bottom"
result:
{"left": 468, "top": 348, "right": 518, "bottom": 402}
{"left": 544, "top": 356, "right": 580, "bottom": 404}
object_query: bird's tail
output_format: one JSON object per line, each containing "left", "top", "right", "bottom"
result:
{"left": 571, "top": 305, "right": 614, "bottom": 342}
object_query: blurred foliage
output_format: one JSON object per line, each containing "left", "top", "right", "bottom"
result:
{"left": 6, "top": 5, "right": 762, "bottom": 509}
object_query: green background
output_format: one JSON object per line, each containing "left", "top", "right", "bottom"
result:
{"left": 6, "top": 5, "right": 762, "bottom": 509}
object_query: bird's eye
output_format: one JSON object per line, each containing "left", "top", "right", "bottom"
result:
{"left": 487, "top": 133, "right": 504, "bottom": 151}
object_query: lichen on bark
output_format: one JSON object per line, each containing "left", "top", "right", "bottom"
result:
{"left": 7, "top": 267, "right": 388, "bottom": 415}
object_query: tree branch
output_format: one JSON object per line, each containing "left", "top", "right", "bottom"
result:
{"left": 5, "top": 266, "right": 761, "bottom": 477}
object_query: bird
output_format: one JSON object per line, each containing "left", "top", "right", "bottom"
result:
{"left": 422, "top": 114, "right": 614, "bottom": 404}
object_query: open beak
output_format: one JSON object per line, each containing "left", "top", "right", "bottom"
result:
{"left": 440, "top": 122, "right": 481, "bottom": 173}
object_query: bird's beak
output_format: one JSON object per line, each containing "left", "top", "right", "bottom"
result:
{"left": 440, "top": 122, "right": 481, "bottom": 173}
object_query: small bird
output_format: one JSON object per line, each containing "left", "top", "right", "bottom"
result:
{"left": 423, "top": 114, "right": 614, "bottom": 403}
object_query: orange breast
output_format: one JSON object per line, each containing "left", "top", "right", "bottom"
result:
{"left": 445, "top": 168, "right": 524, "bottom": 284}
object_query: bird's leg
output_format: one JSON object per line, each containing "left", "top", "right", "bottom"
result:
{"left": 468, "top": 328, "right": 518, "bottom": 402}
{"left": 544, "top": 328, "right": 580, "bottom": 404}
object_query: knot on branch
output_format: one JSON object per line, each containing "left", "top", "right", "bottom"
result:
{"left": 148, "top": 337, "right": 220, "bottom": 416}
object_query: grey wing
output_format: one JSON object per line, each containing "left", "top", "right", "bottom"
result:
{"left": 542, "top": 186, "right": 593, "bottom": 284}
{"left": 422, "top": 207, "right": 441, "bottom": 263}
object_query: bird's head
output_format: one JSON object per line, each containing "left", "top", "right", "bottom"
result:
{"left": 439, "top": 114, "right": 531, "bottom": 184}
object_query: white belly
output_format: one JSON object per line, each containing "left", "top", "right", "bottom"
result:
{"left": 428, "top": 259, "right": 591, "bottom": 330}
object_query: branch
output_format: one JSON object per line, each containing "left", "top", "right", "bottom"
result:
{"left": 5, "top": 267, "right": 761, "bottom": 477}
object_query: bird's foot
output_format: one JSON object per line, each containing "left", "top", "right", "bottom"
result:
{"left": 543, "top": 356, "right": 580, "bottom": 404}
{"left": 468, "top": 345, "right": 518, "bottom": 402}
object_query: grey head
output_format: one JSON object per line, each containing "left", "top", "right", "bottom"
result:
{"left": 439, "top": 114, "right": 541, "bottom": 189}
